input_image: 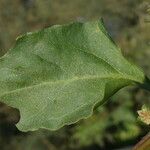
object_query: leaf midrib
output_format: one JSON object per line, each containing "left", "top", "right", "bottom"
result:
{"left": 0, "top": 74, "right": 137, "bottom": 97}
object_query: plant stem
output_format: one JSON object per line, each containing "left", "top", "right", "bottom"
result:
{"left": 138, "top": 76, "right": 150, "bottom": 92}
{"left": 133, "top": 132, "right": 150, "bottom": 150}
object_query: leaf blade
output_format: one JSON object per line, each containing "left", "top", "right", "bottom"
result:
{"left": 0, "top": 20, "right": 145, "bottom": 131}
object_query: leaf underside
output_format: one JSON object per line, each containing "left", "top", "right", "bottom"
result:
{"left": 0, "top": 19, "right": 145, "bottom": 131}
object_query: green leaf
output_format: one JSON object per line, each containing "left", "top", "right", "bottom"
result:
{"left": 0, "top": 19, "right": 147, "bottom": 131}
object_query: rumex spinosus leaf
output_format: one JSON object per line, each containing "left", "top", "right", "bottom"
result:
{"left": 0, "top": 19, "right": 147, "bottom": 131}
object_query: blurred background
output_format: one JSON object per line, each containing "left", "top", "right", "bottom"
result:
{"left": 0, "top": 0, "right": 150, "bottom": 149}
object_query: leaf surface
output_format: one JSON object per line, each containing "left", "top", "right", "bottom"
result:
{"left": 0, "top": 20, "right": 145, "bottom": 131}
